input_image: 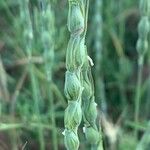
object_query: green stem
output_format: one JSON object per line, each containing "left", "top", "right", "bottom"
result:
{"left": 134, "top": 55, "right": 144, "bottom": 139}
{"left": 83, "top": 0, "right": 89, "bottom": 37}
{"left": 46, "top": 76, "right": 58, "bottom": 150}
{"left": 39, "top": 1, "right": 58, "bottom": 149}
{"left": 29, "top": 64, "right": 45, "bottom": 150}
{"left": 21, "top": 0, "right": 45, "bottom": 147}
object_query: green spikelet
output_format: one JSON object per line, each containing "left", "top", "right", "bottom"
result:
{"left": 68, "top": 3, "right": 84, "bottom": 33}
{"left": 65, "top": 101, "right": 82, "bottom": 129}
{"left": 64, "top": 0, "right": 86, "bottom": 149}
{"left": 81, "top": 0, "right": 104, "bottom": 148}
{"left": 82, "top": 60, "right": 101, "bottom": 148}
{"left": 64, "top": 0, "right": 103, "bottom": 149}
{"left": 136, "top": 0, "right": 150, "bottom": 56}
{"left": 64, "top": 71, "right": 82, "bottom": 101}
{"left": 83, "top": 98, "right": 98, "bottom": 128}
{"left": 84, "top": 126, "right": 99, "bottom": 145}
{"left": 64, "top": 129, "right": 79, "bottom": 150}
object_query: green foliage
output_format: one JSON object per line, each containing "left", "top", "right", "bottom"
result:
{"left": 0, "top": 0, "right": 150, "bottom": 149}
{"left": 134, "top": 0, "right": 150, "bottom": 139}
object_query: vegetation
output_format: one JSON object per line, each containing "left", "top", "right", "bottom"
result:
{"left": 134, "top": 0, "right": 150, "bottom": 139}
{"left": 0, "top": 0, "right": 150, "bottom": 149}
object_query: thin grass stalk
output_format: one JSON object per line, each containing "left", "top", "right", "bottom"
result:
{"left": 9, "top": 68, "right": 27, "bottom": 150}
{"left": 118, "top": 56, "right": 128, "bottom": 109}
{"left": 118, "top": 0, "right": 125, "bottom": 44}
{"left": 118, "top": 6, "right": 128, "bottom": 111}
{"left": 118, "top": 0, "right": 128, "bottom": 111}
{"left": 136, "top": 121, "right": 150, "bottom": 150}
{"left": 145, "top": 78, "right": 150, "bottom": 118}
{"left": 39, "top": 0, "right": 58, "bottom": 149}
{"left": 145, "top": 23, "right": 150, "bottom": 119}
{"left": 92, "top": 0, "right": 107, "bottom": 114}
{"left": 0, "top": 20, "right": 18, "bottom": 149}
{"left": 91, "top": 0, "right": 105, "bottom": 148}
{"left": 30, "top": 65, "right": 45, "bottom": 150}
{"left": 19, "top": 0, "right": 45, "bottom": 149}
{"left": 0, "top": 56, "right": 9, "bottom": 102}
{"left": 134, "top": 0, "right": 150, "bottom": 139}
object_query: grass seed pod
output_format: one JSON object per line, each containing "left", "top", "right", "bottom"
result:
{"left": 64, "top": 71, "right": 82, "bottom": 101}
{"left": 68, "top": 2, "right": 84, "bottom": 34}
{"left": 84, "top": 127, "right": 99, "bottom": 145}
{"left": 82, "top": 67, "right": 93, "bottom": 101}
{"left": 75, "top": 38, "right": 86, "bottom": 67}
{"left": 64, "top": 101, "right": 82, "bottom": 129}
{"left": 136, "top": 39, "right": 148, "bottom": 55}
{"left": 136, "top": 0, "right": 150, "bottom": 57}
{"left": 66, "top": 37, "right": 78, "bottom": 71}
{"left": 64, "top": 129, "right": 79, "bottom": 150}
{"left": 140, "top": 0, "right": 150, "bottom": 16}
{"left": 82, "top": 79, "right": 92, "bottom": 100}
{"left": 66, "top": 36, "right": 86, "bottom": 71}
{"left": 138, "top": 17, "right": 150, "bottom": 40}
{"left": 83, "top": 99, "right": 98, "bottom": 127}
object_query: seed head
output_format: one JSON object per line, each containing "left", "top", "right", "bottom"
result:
{"left": 64, "top": 101, "right": 82, "bottom": 129}
{"left": 138, "top": 17, "right": 150, "bottom": 40}
{"left": 140, "top": 0, "right": 150, "bottom": 16}
{"left": 84, "top": 127, "right": 99, "bottom": 145}
{"left": 68, "top": 3, "right": 84, "bottom": 34}
{"left": 64, "top": 129, "right": 79, "bottom": 150}
{"left": 64, "top": 71, "right": 82, "bottom": 101}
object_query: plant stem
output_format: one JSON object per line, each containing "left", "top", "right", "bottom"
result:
{"left": 134, "top": 56, "right": 143, "bottom": 139}
{"left": 39, "top": 1, "right": 58, "bottom": 148}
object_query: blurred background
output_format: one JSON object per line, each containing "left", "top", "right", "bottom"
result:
{"left": 0, "top": 0, "right": 150, "bottom": 149}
